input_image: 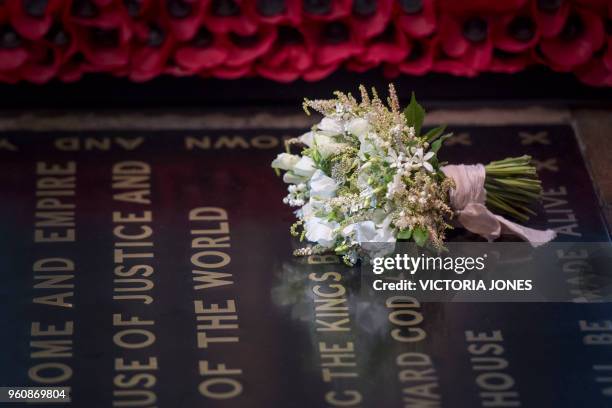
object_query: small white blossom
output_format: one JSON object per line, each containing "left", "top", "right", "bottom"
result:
{"left": 409, "top": 147, "right": 435, "bottom": 172}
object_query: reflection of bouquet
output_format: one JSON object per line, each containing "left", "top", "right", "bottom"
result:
{"left": 272, "top": 85, "right": 555, "bottom": 265}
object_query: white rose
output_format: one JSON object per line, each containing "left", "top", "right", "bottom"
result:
{"left": 310, "top": 170, "right": 337, "bottom": 198}
{"left": 271, "top": 153, "right": 300, "bottom": 171}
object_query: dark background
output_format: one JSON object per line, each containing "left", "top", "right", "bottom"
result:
{"left": 2, "top": 67, "right": 612, "bottom": 111}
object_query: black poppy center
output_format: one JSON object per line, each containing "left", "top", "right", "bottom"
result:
{"left": 322, "top": 22, "right": 349, "bottom": 44}
{"left": 0, "top": 26, "right": 21, "bottom": 49}
{"left": 303, "top": 0, "right": 331, "bottom": 15}
{"left": 399, "top": 0, "right": 423, "bottom": 15}
{"left": 148, "top": 25, "right": 165, "bottom": 47}
{"left": 560, "top": 13, "right": 584, "bottom": 42}
{"left": 256, "top": 0, "right": 285, "bottom": 16}
{"left": 71, "top": 0, "right": 99, "bottom": 18}
{"left": 352, "top": 0, "right": 377, "bottom": 17}
{"left": 23, "top": 0, "right": 48, "bottom": 18}
{"left": 212, "top": 0, "right": 240, "bottom": 16}
{"left": 537, "top": 0, "right": 564, "bottom": 14}
{"left": 278, "top": 25, "right": 303, "bottom": 45}
{"left": 168, "top": 0, "right": 192, "bottom": 18}
{"left": 508, "top": 16, "right": 535, "bottom": 42}
{"left": 192, "top": 27, "right": 214, "bottom": 48}
{"left": 463, "top": 17, "right": 488, "bottom": 43}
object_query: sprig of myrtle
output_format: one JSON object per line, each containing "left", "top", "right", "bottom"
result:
{"left": 400, "top": 93, "right": 454, "bottom": 247}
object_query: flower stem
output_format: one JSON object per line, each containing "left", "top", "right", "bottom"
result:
{"left": 484, "top": 156, "right": 542, "bottom": 222}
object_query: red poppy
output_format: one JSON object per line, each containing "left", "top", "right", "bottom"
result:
{"left": 256, "top": 25, "right": 314, "bottom": 82}
{"left": 492, "top": 12, "right": 540, "bottom": 53}
{"left": 539, "top": 7, "right": 604, "bottom": 70}
{"left": 162, "top": 0, "right": 209, "bottom": 42}
{"left": 348, "top": 23, "right": 410, "bottom": 72}
{"left": 19, "top": 42, "right": 63, "bottom": 83}
{"left": 129, "top": 20, "right": 175, "bottom": 81}
{"left": 348, "top": 0, "right": 392, "bottom": 40}
{"left": 57, "top": 53, "right": 89, "bottom": 82}
{"left": 436, "top": 14, "right": 493, "bottom": 74}
{"left": 304, "top": 20, "right": 363, "bottom": 67}
{"left": 0, "top": 23, "right": 30, "bottom": 72}
{"left": 64, "top": 0, "right": 132, "bottom": 70}
{"left": 489, "top": 49, "right": 532, "bottom": 73}
{"left": 532, "top": 0, "right": 570, "bottom": 38}
{"left": 223, "top": 24, "right": 276, "bottom": 67}
{"left": 575, "top": 8, "right": 612, "bottom": 86}
{"left": 396, "top": 37, "right": 436, "bottom": 75}
{"left": 200, "top": 0, "right": 258, "bottom": 35}
{"left": 7, "top": 0, "right": 63, "bottom": 40}
{"left": 243, "top": 0, "right": 301, "bottom": 25}
{"left": 395, "top": 0, "right": 437, "bottom": 38}
{"left": 302, "top": 0, "right": 351, "bottom": 22}
{"left": 174, "top": 27, "right": 229, "bottom": 73}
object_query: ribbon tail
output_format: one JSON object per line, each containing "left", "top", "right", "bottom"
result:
{"left": 457, "top": 203, "right": 557, "bottom": 246}
{"left": 457, "top": 203, "right": 502, "bottom": 241}
{"left": 494, "top": 215, "right": 557, "bottom": 247}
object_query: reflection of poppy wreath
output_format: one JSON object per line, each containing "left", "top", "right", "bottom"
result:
{"left": 0, "top": 0, "right": 610, "bottom": 85}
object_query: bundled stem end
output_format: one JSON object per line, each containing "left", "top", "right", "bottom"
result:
{"left": 484, "top": 155, "right": 543, "bottom": 223}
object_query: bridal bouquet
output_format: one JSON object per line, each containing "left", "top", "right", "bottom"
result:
{"left": 272, "top": 85, "right": 556, "bottom": 265}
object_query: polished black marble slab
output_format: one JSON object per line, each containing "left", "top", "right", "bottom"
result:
{"left": 0, "top": 124, "right": 610, "bottom": 407}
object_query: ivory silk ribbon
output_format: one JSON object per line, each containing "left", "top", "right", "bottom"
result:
{"left": 441, "top": 164, "right": 556, "bottom": 246}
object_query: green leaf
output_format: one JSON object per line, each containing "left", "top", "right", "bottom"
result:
{"left": 431, "top": 133, "right": 453, "bottom": 153}
{"left": 397, "top": 229, "right": 412, "bottom": 240}
{"left": 403, "top": 92, "right": 426, "bottom": 137}
{"left": 412, "top": 227, "right": 429, "bottom": 247}
{"left": 423, "top": 125, "right": 446, "bottom": 143}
